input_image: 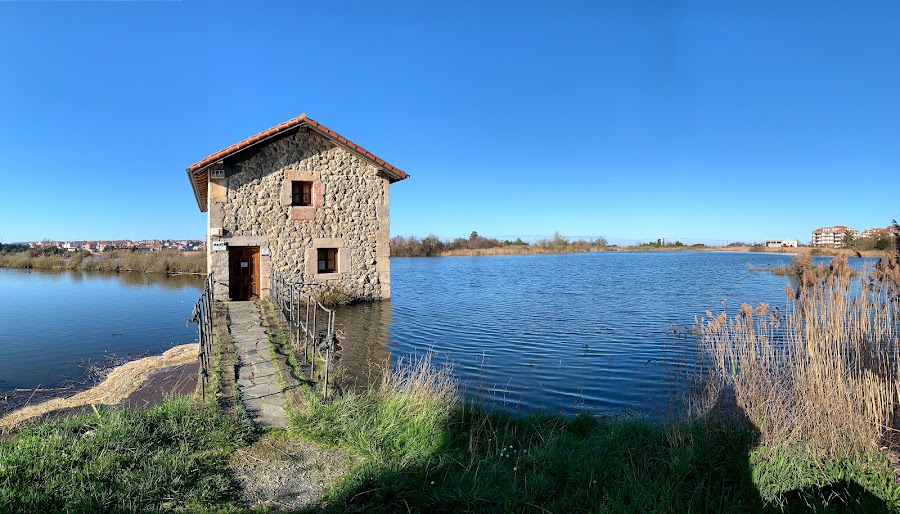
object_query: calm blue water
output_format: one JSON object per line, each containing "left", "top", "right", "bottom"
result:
{"left": 336, "top": 251, "right": 877, "bottom": 416}
{"left": 0, "top": 253, "right": 875, "bottom": 416}
{"left": 0, "top": 269, "right": 202, "bottom": 391}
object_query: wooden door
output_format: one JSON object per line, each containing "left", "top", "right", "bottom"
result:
{"left": 228, "top": 246, "right": 260, "bottom": 300}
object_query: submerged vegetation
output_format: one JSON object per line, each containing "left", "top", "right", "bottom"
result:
{"left": 0, "top": 248, "right": 206, "bottom": 274}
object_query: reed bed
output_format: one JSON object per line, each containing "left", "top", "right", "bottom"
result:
{"left": 0, "top": 250, "right": 206, "bottom": 275}
{"left": 694, "top": 253, "right": 900, "bottom": 459}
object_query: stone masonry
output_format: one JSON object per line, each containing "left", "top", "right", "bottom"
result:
{"left": 203, "top": 125, "right": 397, "bottom": 302}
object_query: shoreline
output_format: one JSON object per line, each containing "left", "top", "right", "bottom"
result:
{"left": 432, "top": 245, "right": 887, "bottom": 258}
{"left": 0, "top": 266, "right": 205, "bottom": 276}
{"left": 0, "top": 249, "right": 206, "bottom": 275}
{"left": 0, "top": 343, "right": 198, "bottom": 432}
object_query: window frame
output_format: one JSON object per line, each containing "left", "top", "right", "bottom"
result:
{"left": 317, "top": 248, "right": 338, "bottom": 274}
{"left": 291, "top": 181, "right": 313, "bottom": 207}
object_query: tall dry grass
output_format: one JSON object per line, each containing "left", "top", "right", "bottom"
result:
{"left": 0, "top": 250, "right": 205, "bottom": 275}
{"left": 693, "top": 252, "right": 900, "bottom": 459}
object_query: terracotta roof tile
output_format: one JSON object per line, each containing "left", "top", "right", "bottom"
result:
{"left": 185, "top": 114, "right": 409, "bottom": 211}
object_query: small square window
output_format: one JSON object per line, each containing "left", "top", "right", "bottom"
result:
{"left": 317, "top": 248, "right": 338, "bottom": 273}
{"left": 292, "top": 181, "right": 313, "bottom": 206}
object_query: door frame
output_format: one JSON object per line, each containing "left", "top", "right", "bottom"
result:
{"left": 228, "top": 246, "right": 260, "bottom": 301}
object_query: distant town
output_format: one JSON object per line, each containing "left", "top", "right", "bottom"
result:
{"left": 1, "top": 225, "right": 896, "bottom": 255}
{"left": 1, "top": 239, "right": 206, "bottom": 253}
{"left": 763, "top": 225, "right": 897, "bottom": 250}
{"left": 810, "top": 225, "right": 898, "bottom": 248}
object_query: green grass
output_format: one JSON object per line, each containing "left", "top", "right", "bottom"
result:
{"left": 0, "top": 396, "right": 252, "bottom": 513}
{"left": 293, "top": 393, "right": 762, "bottom": 512}
{"left": 290, "top": 371, "right": 900, "bottom": 513}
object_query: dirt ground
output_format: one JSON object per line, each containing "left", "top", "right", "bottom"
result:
{"left": 228, "top": 431, "right": 355, "bottom": 512}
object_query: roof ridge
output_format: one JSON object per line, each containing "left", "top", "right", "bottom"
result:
{"left": 186, "top": 114, "right": 408, "bottom": 181}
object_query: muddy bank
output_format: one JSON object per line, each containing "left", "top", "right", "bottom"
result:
{"left": 0, "top": 344, "right": 198, "bottom": 432}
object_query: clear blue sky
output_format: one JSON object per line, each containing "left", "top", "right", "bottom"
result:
{"left": 1, "top": 1, "right": 897, "bottom": 245}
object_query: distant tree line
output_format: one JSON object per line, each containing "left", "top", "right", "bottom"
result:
{"left": 637, "top": 239, "right": 704, "bottom": 248}
{"left": 390, "top": 231, "right": 608, "bottom": 257}
{"left": 852, "top": 234, "right": 894, "bottom": 251}
{"left": 0, "top": 244, "right": 62, "bottom": 256}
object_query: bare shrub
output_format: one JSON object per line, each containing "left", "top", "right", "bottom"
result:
{"left": 693, "top": 254, "right": 900, "bottom": 458}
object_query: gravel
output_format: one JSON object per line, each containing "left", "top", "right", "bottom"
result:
{"left": 229, "top": 434, "right": 355, "bottom": 512}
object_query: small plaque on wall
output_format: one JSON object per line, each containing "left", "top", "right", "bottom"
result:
{"left": 212, "top": 241, "right": 228, "bottom": 252}
{"left": 261, "top": 248, "right": 270, "bottom": 257}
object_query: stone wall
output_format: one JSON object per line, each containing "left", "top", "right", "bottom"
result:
{"left": 206, "top": 128, "right": 391, "bottom": 301}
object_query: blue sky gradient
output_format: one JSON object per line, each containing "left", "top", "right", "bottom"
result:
{"left": 1, "top": 1, "right": 897, "bottom": 245}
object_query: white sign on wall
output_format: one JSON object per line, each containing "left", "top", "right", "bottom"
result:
{"left": 212, "top": 241, "right": 228, "bottom": 252}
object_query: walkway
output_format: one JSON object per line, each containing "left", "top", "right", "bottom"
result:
{"left": 225, "top": 301, "right": 289, "bottom": 429}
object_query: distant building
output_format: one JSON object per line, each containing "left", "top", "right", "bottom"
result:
{"left": 765, "top": 239, "right": 798, "bottom": 248}
{"left": 860, "top": 227, "right": 893, "bottom": 239}
{"left": 812, "top": 226, "right": 859, "bottom": 248}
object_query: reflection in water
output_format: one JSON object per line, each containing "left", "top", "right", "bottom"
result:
{"left": 65, "top": 269, "right": 85, "bottom": 284}
{"left": 11, "top": 268, "right": 204, "bottom": 291}
{"left": 0, "top": 268, "right": 202, "bottom": 391}
{"left": 115, "top": 271, "right": 204, "bottom": 290}
{"left": 332, "top": 301, "right": 393, "bottom": 391}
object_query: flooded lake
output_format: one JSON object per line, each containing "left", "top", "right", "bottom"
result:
{"left": 0, "top": 269, "right": 202, "bottom": 392}
{"left": 336, "top": 251, "right": 875, "bottom": 416}
{"left": 0, "top": 252, "right": 874, "bottom": 416}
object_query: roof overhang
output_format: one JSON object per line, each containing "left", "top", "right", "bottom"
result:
{"left": 185, "top": 113, "right": 410, "bottom": 212}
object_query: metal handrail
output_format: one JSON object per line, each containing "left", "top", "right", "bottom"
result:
{"left": 188, "top": 272, "right": 215, "bottom": 400}
{"left": 269, "top": 268, "right": 337, "bottom": 397}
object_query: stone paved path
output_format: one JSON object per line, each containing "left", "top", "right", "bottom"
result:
{"left": 226, "top": 301, "right": 289, "bottom": 429}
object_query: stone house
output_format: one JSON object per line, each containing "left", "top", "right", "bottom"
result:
{"left": 185, "top": 114, "right": 409, "bottom": 301}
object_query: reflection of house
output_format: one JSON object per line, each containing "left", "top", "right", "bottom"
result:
{"left": 185, "top": 114, "right": 409, "bottom": 302}
{"left": 765, "top": 240, "right": 798, "bottom": 248}
{"left": 812, "top": 226, "right": 859, "bottom": 248}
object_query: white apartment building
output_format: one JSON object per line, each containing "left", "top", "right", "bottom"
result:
{"left": 811, "top": 226, "right": 859, "bottom": 248}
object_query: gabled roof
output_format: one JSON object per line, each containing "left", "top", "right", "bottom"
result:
{"left": 185, "top": 113, "right": 409, "bottom": 211}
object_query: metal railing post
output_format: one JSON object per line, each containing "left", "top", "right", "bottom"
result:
{"left": 304, "top": 298, "right": 310, "bottom": 365}
{"left": 311, "top": 298, "right": 317, "bottom": 379}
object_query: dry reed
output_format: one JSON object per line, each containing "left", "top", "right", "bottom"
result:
{"left": 0, "top": 250, "right": 206, "bottom": 275}
{"left": 380, "top": 353, "right": 458, "bottom": 407}
{"left": 694, "top": 253, "right": 900, "bottom": 459}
